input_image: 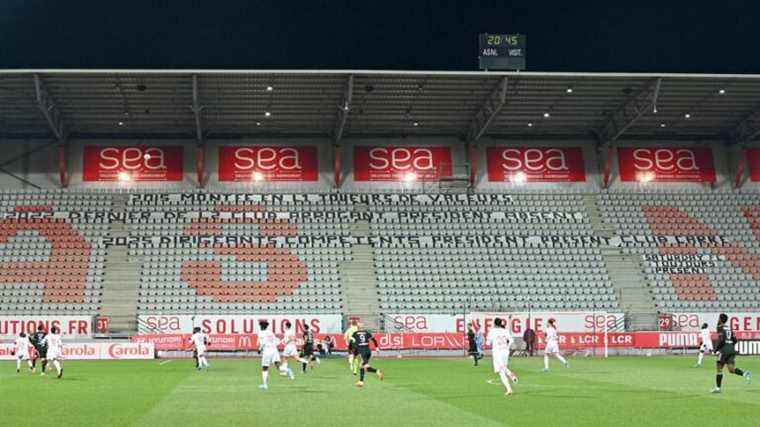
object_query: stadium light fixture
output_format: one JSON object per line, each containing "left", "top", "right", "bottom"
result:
{"left": 659, "top": 122, "right": 667, "bottom": 128}
{"left": 511, "top": 172, "right": 528, "bottom": 185}
{"left": 413, "top": 121, "right": 419, "bottom": 127}
{"left": 684, "top": 113, "right": 691, "bottom": 119}
{"left": 256, "top": 121, "right": 261, "bottom": 126}
{"left": 117, "top": 121, "right": 124, "bottom": 126}
{"left": 527, "top": 122, "right": 533, "bottom": 127}
{"left": 264, "top": 111, "right": 271, "bottom": 117}
{"left": 117, "top": 172, "right": 131, "bottom": 182}
{"left": 543, "top": 112, "right": 550, "bottom": 118}
{"left": 637, "top": 171, "right": 655, "bottom": 183}
{"left": 266, "top": 86, "right": 273, "bottom": 92}
{"left": 566, "top": 87, "right": 573, "bottom": 94}
{"left": 719, "top": 89, "right": 726, "bottom": 95}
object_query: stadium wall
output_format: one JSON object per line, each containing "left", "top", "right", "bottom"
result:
{"left": 0, "top": 138, "right": 753, "bottom": 191}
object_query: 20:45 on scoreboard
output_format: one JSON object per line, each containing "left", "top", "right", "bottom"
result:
{"left": 479, "top": 33, "right": 526, "bottom": 71}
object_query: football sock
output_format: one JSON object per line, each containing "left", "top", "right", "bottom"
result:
{"left": 498, "top": 371, "right": 513, "bottom": 393}
{"left": 302, "top": 362, "right": 307, "bottom": 373}
{"left": 16, "top": 359, "right": 21, "bottom": 371}
{"left": 367, "top": 367, "right": 377, "bottom": 373}
{"left": 53, "top": 360, "right": 61, "bottom": 374}
{"left": 734, "top": 368, "right": 744, "bottom": 376}
{"left": 360, "top": 367, "right": 366, "bottom": 381}
{"left": 556, "top": 354, "right": 567, "bottom": 365}
{"left": 716, "top": 374, "right": 723, "bottom": 388}
{"left": 544, "top": 355, "right": 549, "bottom": 370}
{"left": 697, "top": 352, "right": 704, "bottom": 365}
{"left": 42, "top": 360, "right": 47, "bottom": 373}
{"left": 262, "top": 370, "right": 269, "bottom": 385}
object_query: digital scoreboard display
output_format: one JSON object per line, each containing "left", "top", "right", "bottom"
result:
{"left": 478, "top": 33, "right": 526, "bottom": 71}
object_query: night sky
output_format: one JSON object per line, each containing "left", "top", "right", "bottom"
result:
{"left": 1, "top": 0, "right": 758, "bottom": 73}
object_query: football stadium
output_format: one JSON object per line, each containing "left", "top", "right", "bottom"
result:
{"left": 0, "top": 68, "right": 757, "bottom": 426}
{"left": 2, "top": 1, "right": 760, "bottom": 421}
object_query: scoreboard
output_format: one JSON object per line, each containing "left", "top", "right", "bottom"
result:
{"left": 478, "top": 33, "right": 526, "bottom": 71}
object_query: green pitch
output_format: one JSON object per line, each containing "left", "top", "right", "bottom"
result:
{"left": 0, "top": 356, "right": 758, "bottom": 426}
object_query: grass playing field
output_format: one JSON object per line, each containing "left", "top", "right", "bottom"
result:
{"left": 0, "top": 355, "right": 758, "bottom": 426}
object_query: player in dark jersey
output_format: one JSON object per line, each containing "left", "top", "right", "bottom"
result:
{"left": 300, "top": 324, "right": 319, "bottom": 373}
{"left": 467, "top": 324, "right": 482, "bottom": 366}
{"left": 29, "top": 325, "right": 49, "bottom": 375}
{"left": 351, "top": 322, "right": 384, "bottom": 388}
{"left": 711, "top": 313, "right": 752, "bottom": 393}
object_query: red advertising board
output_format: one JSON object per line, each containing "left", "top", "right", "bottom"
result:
{"left": 131, "top": 331, "right": 759, "bottom": 352}
{"left": 83, "top": 146, "right": 184, "bottom": 182}
{"left": 218, "top": 146, "right": 319, "bottom": 182}
{"left": 353, "top": 146, "right": 452, "bottom": 181}
{"left": 486, "top": 147, "right": 586, "bottom": 182}
{"left": 747, "top": 148, "right": 760, "bottom": 182}
{"left": 618, "top": 147, "right": 715, "bottom": 183}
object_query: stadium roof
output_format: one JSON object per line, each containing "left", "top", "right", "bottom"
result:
{"left": 1, "top": 69, "right": 759, "bottom": 144}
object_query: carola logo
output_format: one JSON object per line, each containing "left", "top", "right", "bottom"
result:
{"left": 108, "top": 343, "right": 151, "bottom": 359}
{"left": 63, "top": 345, "right": 98, "bottom": 357}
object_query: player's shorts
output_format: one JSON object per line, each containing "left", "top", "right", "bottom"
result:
{"left": 34, "top": 347, "right": 47, "bottom": 359}
{"left": 195, "top": 347, "right": 206, "bottom": 357}
{"left": 545, "top": 342, "right": 559, "bottom": 354}
{"left": 359, "top": 349, "right": 372, "bottom": 364}
{"left": 16, "top": 351, "right": 29, "bottom": 360}
{"left": 302, "top": 344, "right": 314, "bottom": 357}
{"left": 47, "top": 348, "right": 61, "bottom": 360}
{"left": 468, "top": 343, "right": 478, "bottom": 354}
{"left": 718, "top": 352, "right": 737, "bottom": 365}
{"left": 700, "top": 343, "right": 713, "bottom": 353}
{"left": 492, "top": 350, "right": 509, "bottom": 373}
{"left": 261, "top": 350, "right": 281, "bottom": 368}
{"left": 282, "top": 344, "right": 299, "bottom": 358}
{"left": 348, "top": 341, "right": 357, "bottom": 354}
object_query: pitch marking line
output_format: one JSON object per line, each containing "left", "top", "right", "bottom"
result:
{"left": 159, "top": 360, "right": 174, "bottom": 365}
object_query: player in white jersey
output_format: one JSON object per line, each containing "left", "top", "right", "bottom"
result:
{"left": 14, "top": 332, "right": 33, "bottom": 373}
{"left": 257, "top": 320, "right": 282, "bottom": 390}
{"left": 543, "top": 318, "right": 569, "bottom": 372}
{"left": 694, "top": 323, "right": 713, "bottom": 368}
{"left": 486, "top": 318, "right": 518, "bottom": 396}
{"left": 189, "top": 327, "right": 210, "bottom": 370}
{"left": 43, "top": 326, "right": 64, "bottom": 379}
{"left": 277, "top": 321, "right": 297, "bottom": 380}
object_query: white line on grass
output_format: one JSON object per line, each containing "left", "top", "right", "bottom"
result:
{"left": 159, "top": 360, "right": 173, "bottom": 365}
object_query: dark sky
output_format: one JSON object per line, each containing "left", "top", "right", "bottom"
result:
{"left": 1, "top": 0, "right": 758, "bottom": 73}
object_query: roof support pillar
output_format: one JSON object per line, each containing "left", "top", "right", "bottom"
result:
{"left": 34, "top": 74, "right": 68, "bottom": 187}
{"left": 333, "top": 75, "right": 353, "bottom": 188}
{"left": 598, "top": 77, "right": 661, "bottom": 144}
{"left": 466, "top": 77, "right": 508, "bottom": 143}
{"left": 191, "top": 75, "right": 206, "bottom": 188}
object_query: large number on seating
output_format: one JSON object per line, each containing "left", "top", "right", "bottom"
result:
{"left": 179, "top": 206, "right": 308, "bottom": 303}
{"left": 0, "top": 219, "right": 91, "bottom": 303}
